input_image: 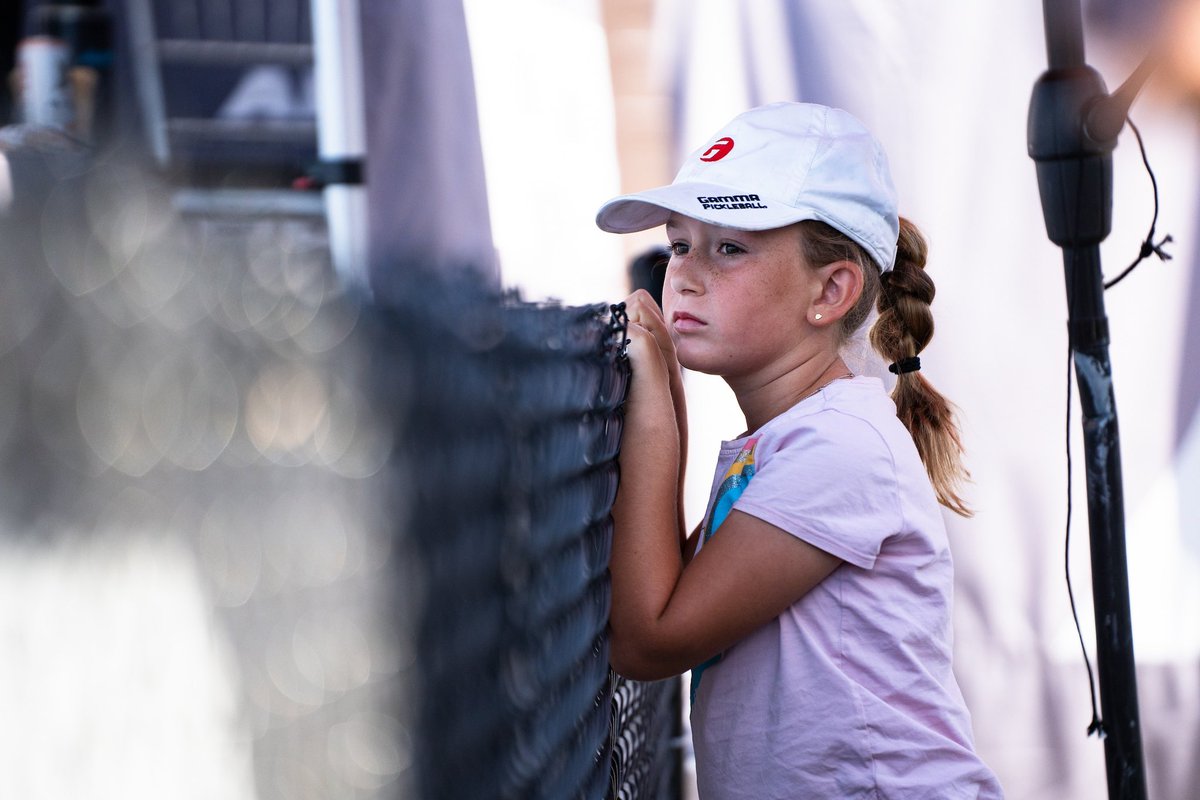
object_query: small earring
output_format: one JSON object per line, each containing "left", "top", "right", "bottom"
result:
{"left": 814, "top": 313, "right": 823, "bottom": 321}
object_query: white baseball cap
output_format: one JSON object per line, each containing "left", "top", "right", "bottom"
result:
{"left": 595, "top": 102, "right": 899, "bottom": 272}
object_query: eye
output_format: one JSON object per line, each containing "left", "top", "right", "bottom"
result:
{"left": 717, "top": 242, "right": 744, "bottom": 256}
{"left": 669, "top": 241, "right": 689, "bottom": 256}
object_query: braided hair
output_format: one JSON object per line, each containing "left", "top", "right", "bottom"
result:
{"left": 799, "top": 218, "right": 972, "bottom": 517}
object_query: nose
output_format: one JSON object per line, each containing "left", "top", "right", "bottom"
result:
{"left": 666, "top": 252, "right": 703, "bottom": 297}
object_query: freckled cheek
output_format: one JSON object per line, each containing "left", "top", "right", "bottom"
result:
{"left": 659, "top": 291, "right": 678, "bottom": 329}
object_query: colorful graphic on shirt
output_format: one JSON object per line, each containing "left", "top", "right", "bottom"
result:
{"left": 691, "top": 436, "right": 759, "bottom": 705}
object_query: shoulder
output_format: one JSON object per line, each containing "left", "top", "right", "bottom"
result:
{"left": 734, "top": 380, "right": 908, "bottom": 568}
{"left": 757, "top": 378, "right": 901, "bottom": 477}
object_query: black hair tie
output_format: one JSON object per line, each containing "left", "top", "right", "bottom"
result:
{"left": 889, "top": 356, "right": 921, "bottom": 375}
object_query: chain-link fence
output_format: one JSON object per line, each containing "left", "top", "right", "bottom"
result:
{"left": 377, "top": 278, "right": 681, "bottom": 799}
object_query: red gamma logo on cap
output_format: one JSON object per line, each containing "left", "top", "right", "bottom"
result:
{"left": 700, "top": 137, "right": 734, "bottom": 162}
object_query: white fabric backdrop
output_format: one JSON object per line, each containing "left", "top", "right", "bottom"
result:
{"left": 464, "top": 0, "right": 628, "bottom": 307}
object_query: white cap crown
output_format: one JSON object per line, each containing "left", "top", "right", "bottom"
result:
{"left": 596, "top": 102, "right": 899, "bottom": 272}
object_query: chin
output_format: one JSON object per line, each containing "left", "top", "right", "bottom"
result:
{"left": 676, "top": 349, "right": 726, "bottom": 377}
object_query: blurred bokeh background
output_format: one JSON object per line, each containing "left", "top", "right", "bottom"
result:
{"left": 1, "top": 1, "right": 1198, "bottom": 799}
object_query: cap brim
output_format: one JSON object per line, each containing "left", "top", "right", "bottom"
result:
{"left": 595, "top": 181, "right": 812, "bottom": 233}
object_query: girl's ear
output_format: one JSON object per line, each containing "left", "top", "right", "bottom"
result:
{"left": 809, "top": 260, "right": 864, "bottom": 326}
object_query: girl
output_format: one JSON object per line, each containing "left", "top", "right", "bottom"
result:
{"left": 596, "top": 103, "right": 1003, "bottom": 798}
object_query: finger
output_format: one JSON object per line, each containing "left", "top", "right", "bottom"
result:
{"left": 625, "top": 321, "right": 668, "bottom": 362}
{"left": 625, "top": 321, "right": 657, "bottom": 354}
{"left": 623, "top": 289, "right": 666, "bottom": 328}
{"left": 624, "top": 291, "right": 675, "bottom": 353}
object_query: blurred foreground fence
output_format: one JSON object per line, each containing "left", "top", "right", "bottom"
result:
{"left": 384, "top": 285, "right": 680, "bottom": 800}
{"left": 0, "top": 150, "right": 679, "bottom": 798}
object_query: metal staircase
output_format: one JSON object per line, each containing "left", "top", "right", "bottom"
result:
{"left": 123, "top": 0, "right": 368, "bottom": 286}
{"left": 125, "top": 0, "right": 322, "bottom": 217}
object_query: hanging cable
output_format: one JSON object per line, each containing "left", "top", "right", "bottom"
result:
{"left": 1104, "top": 118, "right": 1173, "bottom": 290}
{"left": 1064, "top": 342, "right": 1106, "bottom": 738}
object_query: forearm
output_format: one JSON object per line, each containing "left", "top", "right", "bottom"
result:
{"left": 668, "top": 363, "right": 689, "bottom": 551}
{"left": 607, "top": 345, "right": 845, "bottom": 680}
{"left": 608, "top": 334, "right": 686, "bottom": 676}
{"left": 623, "top": 288, "right": 690, "bottom": 550}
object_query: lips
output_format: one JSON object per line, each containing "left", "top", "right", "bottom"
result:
{"left": 671, "top": 311, "right": 706, "bottom": 333}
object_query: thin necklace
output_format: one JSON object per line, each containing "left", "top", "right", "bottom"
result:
{"left": 801, "top": 370, "right": 854, "bottom": 403}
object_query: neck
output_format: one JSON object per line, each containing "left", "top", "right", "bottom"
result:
{"left": 728, "top": 355, "right": 852, "bottom": 433}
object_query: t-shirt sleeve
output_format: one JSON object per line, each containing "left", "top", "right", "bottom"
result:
{"left": 731, "top": 411, "right": 902, "bottom": 569}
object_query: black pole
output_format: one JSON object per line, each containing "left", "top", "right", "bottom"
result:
{"left": 1062, "top": 247, "right": 1147, "bottom": 800}
{"left": 1028, "top": 2, "right": 1149, "bottom": 798}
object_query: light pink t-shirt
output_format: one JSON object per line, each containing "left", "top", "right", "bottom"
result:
{"left": 691, "top": 376, "right": 1002, "bottom": 799}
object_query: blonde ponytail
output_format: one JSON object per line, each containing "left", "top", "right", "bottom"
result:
{"left": 869, "top": 219, "right": 971, "bottom": 517}
{"left": 799, "top": 218, "right": 972, "bottom": 517}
